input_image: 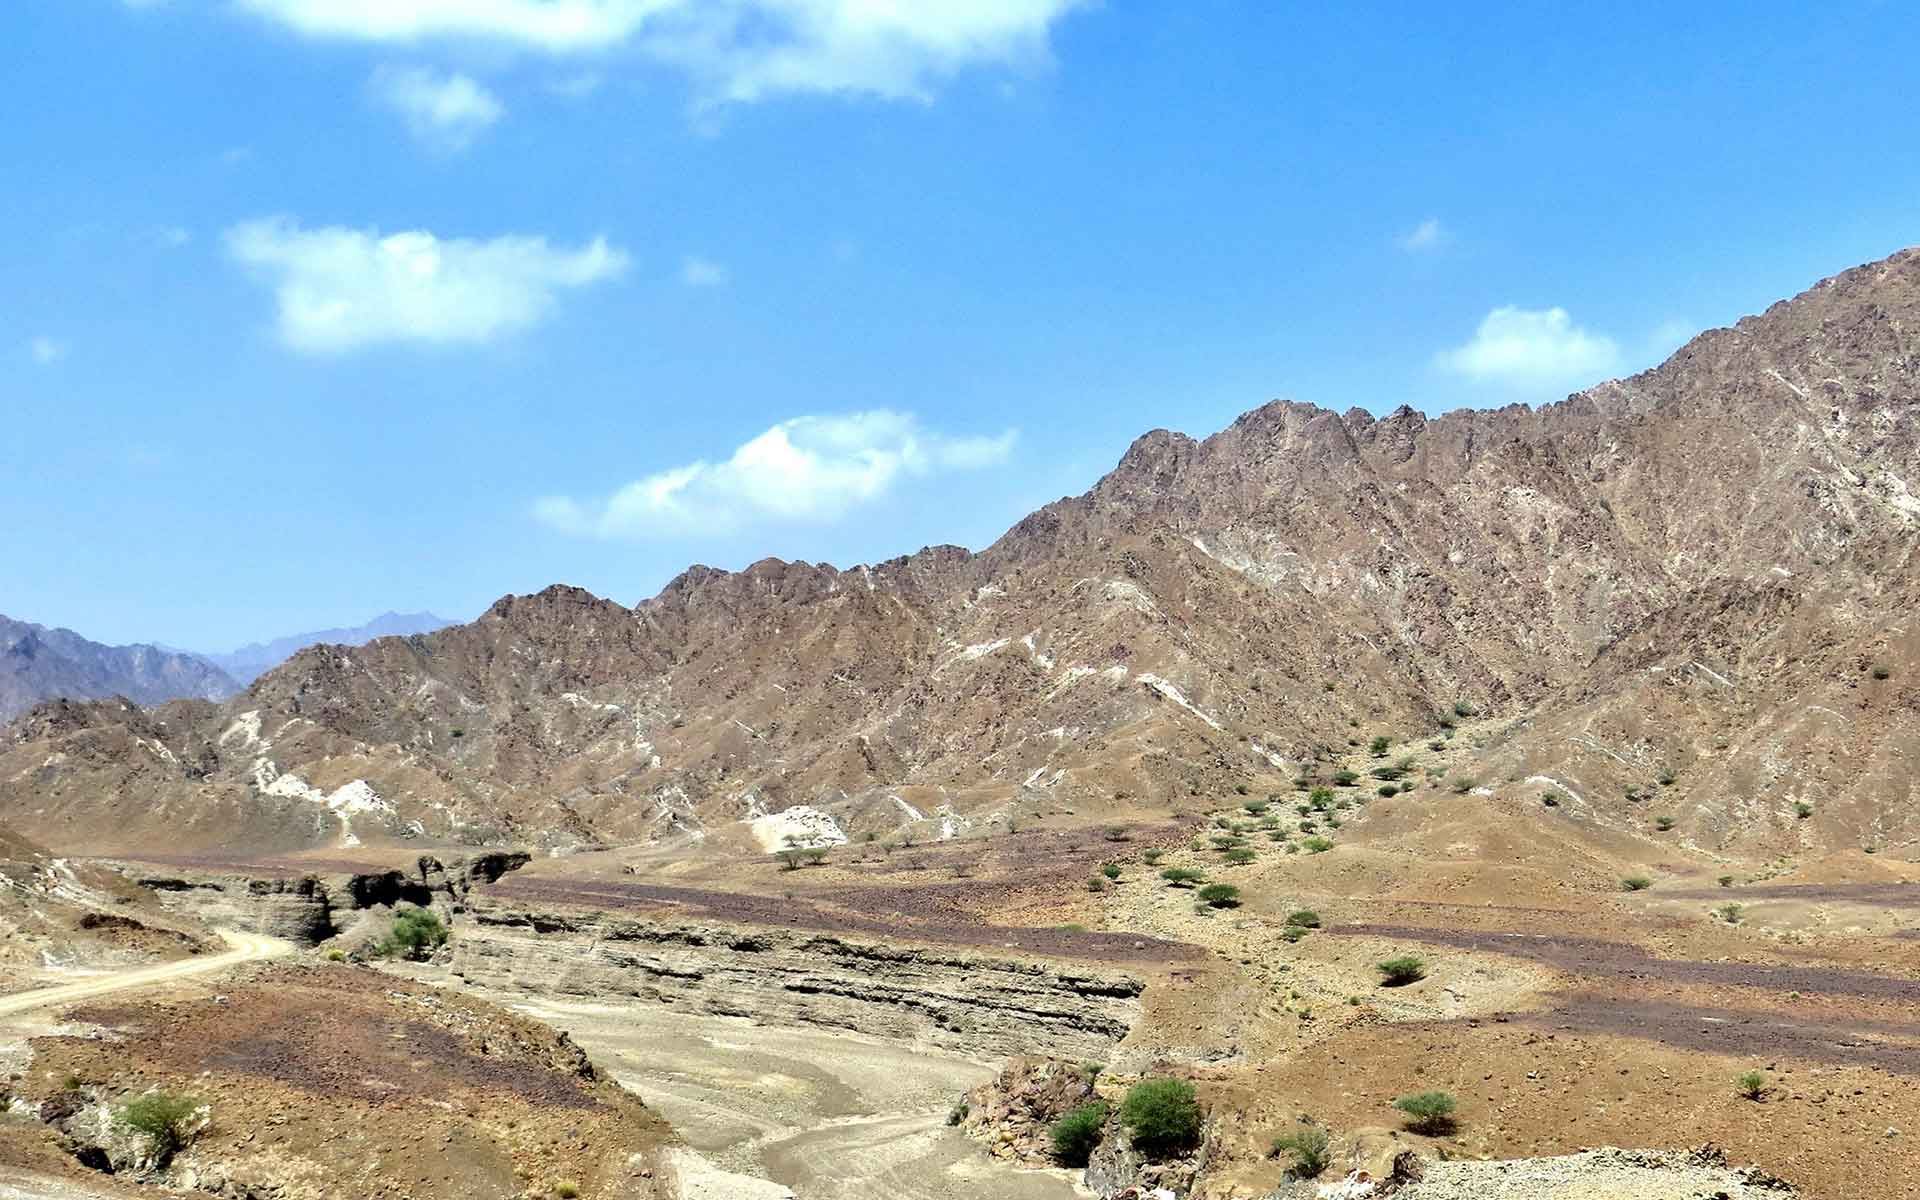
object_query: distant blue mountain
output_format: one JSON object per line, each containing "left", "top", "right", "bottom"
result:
{"left": 202, "top": 611, "right": 457, "bottom": 685}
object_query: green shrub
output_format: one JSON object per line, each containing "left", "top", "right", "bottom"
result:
{"left": 1453, "top": 700, "right": 1477, "bottom": 718}
{"left": 1377, "top": 784, "right": 1398, "bottom": 797}
{"left": 553, "top": 1182, "right": 580, "bottom": 1199}
{"left": 1302, "top": 836, "right": 1333, "bottom": 854}
{"left": 1333, "top": 770, "right": 1359, "bottom": 786}
{"left": 1223, "top": 847, "right": 1257, "bottom": 866}
{"left": 375, "top": 906, "right": 449, "bottom": 961}
{"left": 1715, "top": 902, "right": 1744, "bottom": 925}
{"left": 1161, "top": 867, "right": 1206, "bottom": 888}
{"left": 1087, "top": 876, "right": 1107, "bottom": 892}
{"left": 1794, "top": 802, "right": 1814, "bottom": 819}
{"left": 1197, "top": 883, "right": 1241, "bottom": 908}
{"left": 1142, "top": 849, "right": 1164, "bottom": 865}
{"left": 1101, "top": 863, "right": 1122, "bottom": 879}
{"left": 1242, "top": 799, "right": 1269, "bottom": 815}
{"left": 1370, "top": 765, "right": 1405, "bottom": 781}
{"left": 1541, "top": 791, "right": 1563, "bottom": 807}
{"left": 1270, "top": 1125, "right": 1330, "bottom": 1177}
{"left": 1657, "top": 768, "right": 1677, "bottom": 786}
{"left": 1049, "top": 1100, "right": 1108, "bottom": 1166}
{"left": 1281, "top": 925, "right": 1308, "bottom": 942}
{"left": 1309, "top": 787, "right": 1335, "bottom": 810}
{"left": 1871, "top": 665, "right": 1890, "bottom": 680}
{"left": 115, "top": 1092, "right": 199, "bottom": 1160}
{"left": 1654, "top": 815, "right": 1677, "bottom": 832}
{"left": 1450, "top": 778, "right": 1476, "bottom": 794}
{"left": 1621, "top": 876, "right": 1652, "bottom": 891}
{"left": 1392, "top": 1090, "right": 1457, "bottom": 1134}
{"left": 1285, "top": 909, "right": 1321, "bottom": 929}
{"left": 1369, "top": 736, "right": 1390, "bottom": 757}
{"left": 1718, "top": 874, "right": 1735, "bottom": 888}
{"left": 1736, "top": 1070, "right": 1767, "bottom": 1100}
{"left": 1118, "top": 1078, "right": 1201, "bottom": 1158}
{"left": 947, "top": 1099, "right": 970, "bottom": 1125}
{"left": 1376, "top": 955, "right": 1426, "bottom": 986}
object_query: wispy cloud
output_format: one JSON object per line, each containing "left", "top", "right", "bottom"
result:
{"left": 28, "top": 336, "right": 68, "bottom": 365}
{"left": 680, "top": 256, "right": 728, "bottom": 287}
{"left": 369, "top": 65, "right": 504, "bottom": 151}
{"left": 535, "top": 410, "right": 1017, "bottom": 539}
{"left": 1436, "top": 306, "right": 1621, "bottom": 388}
{"left": 154, "top": 225, "right": 192, "bottom": 248}
{"left": 225, "top": 217, "right": 628, "bottom": 353}
{"left": 234, "top": 0, "right": 1092, "bottom": 103}
{"left": 1398, "top": 217, "right": 1447, "bottom": 252}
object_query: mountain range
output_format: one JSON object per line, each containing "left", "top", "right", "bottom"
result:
{"left": 191, "top": 610, "right": 457, "bottom": 684}
{"left": 2, "top": 248, "right": 1914, "bottom": 859}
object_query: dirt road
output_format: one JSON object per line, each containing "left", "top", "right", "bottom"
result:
{"left": 0, "top": 930, "right": 292, "bottom": 1018}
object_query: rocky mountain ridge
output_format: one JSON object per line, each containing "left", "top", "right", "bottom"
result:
{"left": 0, "top": 615, "right": 238, "bottom": 723}
{"left": 3, "top": 247, "right": 1916, "bottom": 859}
{"left": 195, "top": 610, "right": 457, "bottom": 685}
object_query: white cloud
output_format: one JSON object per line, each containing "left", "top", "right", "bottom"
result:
{"left": 535, "top": 409, "right": 1017, "bottom": 539}
{"left": 1436, "top": 306, "right": 1622, "bottom": 388}
{"left": 1398, "top": 217, "right": 1446, "bottom": 252}
{"left": 369, "top": 65, "right": 504, "bottom": 151}
{"left": 680, "top": 256, "right": 728, "bottom": 287}
{"left": 234, "top": 0, "right": 1090, "bottom": 102}
{"left": 28, "top": 337, "right": 68, "bottom": 365}
{"left": 225, "top": 217, "right": 628, "bottom": 353}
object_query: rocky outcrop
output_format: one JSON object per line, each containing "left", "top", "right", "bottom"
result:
{"left": 957, "top": 1057, "right": 1101, "bottom": 1165}
{"left": 128, "top": 852, "right": 531, "bottom": 946}
{"left": 449, "top": 900, "right": 1147, "bottom": 1061}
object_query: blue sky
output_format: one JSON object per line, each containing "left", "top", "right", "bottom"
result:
{"left": 4, "top": 1, "right": 1916, "bottom": 650}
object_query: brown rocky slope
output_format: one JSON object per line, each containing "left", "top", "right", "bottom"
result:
{"left": 2, "top": 247, "right": 1915, "bottom": 861}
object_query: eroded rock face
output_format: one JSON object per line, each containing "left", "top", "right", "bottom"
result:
{"left": 128, "top": 852, "right": 531, "bottom": 946}
{"left": 449, "top": 901, "right": 1147, "bottom": 1061}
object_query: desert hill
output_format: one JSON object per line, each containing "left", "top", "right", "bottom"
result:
{"left": 0, "top": 615, "right": 237, "bottom": 724}
{"left": 2, "top": 248, "right": 1915, "bottom": 859}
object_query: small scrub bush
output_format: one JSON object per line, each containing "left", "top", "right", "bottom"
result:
{"left": 1049, "top": 1100, "right": 1108, "bottom": 1166}
{"left": 1101, "top": 863, "right": 1122, "bottom": 879}
{"left": 803, "top": 848, "right": 830, "bottom": 866}
{"left": 1087, "top": 876, "right": 1107, "bottom": 892}
{"left": 1392, "top": 1090, "right": 1457, "bottom": 1134}
{"left": 1162, "top": 867, "right": 1207, "bottom": 888}
{"left": 1370, "top": 765, "right": 1405, "bottom": 781}
{"left": 375, "top": 906, "right": 448, "bottom": 961}
{"left": 1377, "top": 784, "right": 1399, "bottom": 797}
{"left": 1243, "top": 799, "right": 1269, "bottom": 815}
{"left": 1281, "top": 925, "right": 1308, "bottom": 942}
{"left": 1198, "top": 883, "right": 1242, "bottom": 908}
{"left": 1309, "top": 787, "right": 1335, "bottom": 810}
{"left": 1794, "top": 802, "right": 1814, "bottom": 819}
{"left": 1450, "top": 778, "right": 1476, "bottom": 794}
{"left": 1453, "top": 700, "right": 1477, "bottom": 718}
{"left": 1654, "top": 815, "right": 1677, "bottom": 832}
{"left": 1376, "top": 955, "right": 1427, "bottom": 986}
{"left": 1718, "top": 874, "right": 1735, "bottom": 888}
{"left": 1657, "top": 768, "right": 1677, "bottom": 786}
{"left": 1716, "top": 902, "right": 1744, "bottom": 925}
{"left": 1621, "top": 876, "right": 1653, "bottom": 892}
{"left": 947, "top": 1099, "right": 970, "bottom": 1126}
{"left": 1736, "top": 1070, "right": 1767, "bottom": 1100}
{"left": 1285, "top": 909, "right": 1321, "bottom": 928}
{"left": 1871, "top": 665, "right": 1890, "bottom": 680}
{"left": 116, "top": 1092, "right": 199, "bottom": 1161}
{"left": 1369, "top": 736, "right": 1391, "bottom": 757}
{"left": 553, "top": 1182, "right": 581, "bottom": 1200}
{"left": 1270, "top": 1125, "right": 1330, "bottom": 1177}
{"left": 1223, "top": 847, "right": 1257, "bottom": 865}
{"left": 1142, "top": 849, "right": 1164, "bottom": 865}
{"left": 1302, "top": 836, "right": 1334, "bottom": 854}
{"left": 1118, "top": 1078, "right": 1202, "bottom": 1158}
{"left": 1333, "top": 770, "right": 1359, "bottom": 787}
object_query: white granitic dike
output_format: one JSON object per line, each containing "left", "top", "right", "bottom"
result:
{"left": 747, "top": 805, "right": 848, "bottom": 852}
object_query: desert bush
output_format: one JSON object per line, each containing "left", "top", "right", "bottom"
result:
{"left": 1369, "top": 736, "right": 1390, "bottom": 757}
{"left": 1087, "top": 876, "right": 1107, "bottom": 892}
{"left": 1118, "top": 1078, "right": 1201, "bottom": 1157}
{"left": 1715, "top": 902, "right": 1744, "bottom": 925}
{"left": 116, "top": 1092, "right": 199, "bottom": 1161}
{"left": 1541, "top": 791, "right": 1563, "bottom": 807}
{"left": 1281, "top": 925, "right": 1308, "bottom": 942}
{"left": 1162, "top": 867, "right": 1206, "bottom": 888}
{"left": 1794, "top": 802, "right": 1814, "bottom": 819}
{"left": 1376, "top": 955, "right": 1426, "bottom": 986}
{"left": 1736, "top": 1070, "right": 1767, "bottom": 1100}
{"left": 1141, "top": 848, "right": 1164, "bottom": 865}
{"left": 1392, "top": 1090, "right": 1456, "bottom": 1133}
{"left": 947, "top": 1099, "right": 970, "bottom": 1126}
{"left": 1620, "top": 876, "right": 1652, "bottom": 891}
{"left": 1198, "top": 883, "right": 1241, "bottom": 907}
{"left": 1309, "top": 787, "right": 1335, "bottom": 809}
{"left": 1049, "top": 1100, "right": 1108, "bottom": 1166}
{"left": 779, "top": 850, "right": 802, "bottom": 870}
{"left": 1450, "top": 778, "right": 1476, "bottom": 794}
{"left": 1333, "top": 770, "right": 1359, "bottom": 787}
{"left": 1370, "top": 765, "right": 1405, "bottom": 781}
{"left": 375, "top": 906, "right": 448, "bottom": 961}
{"left": 1285, "top": 909, "right": 1321, "bottom": 928}
{"left": 553, "top": 1182, "right": 580, "bottom": 1199}
{"left": 1302, "top": 836, "right": 1334, "bottom": 854}
{"left": 1270, "top": 1125, "right": 1330, "bottom": 1177}
{"left": 1377, "top": 784, "right": 1398, "bottom": 797}
{"left": 1101, "top": 863, "right": 1122, "bottom": 879}
{"left": 1718, "top": 874, "right": 1735, "bottom": 887}
{"left": 1654, "top": 815, "right": 1677, "bottom": 831}
{"left": 803, "top": 848, "right": 829, "bottom": 866}
{"left": 1243, "top": 799, "right": 1269, "bottom": 815}
{"left": 1871, "top": 665, "right": 1890, "bottom": 680}
{"left": 1223, "top": 847, "right": 1257, "bottom": 865}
